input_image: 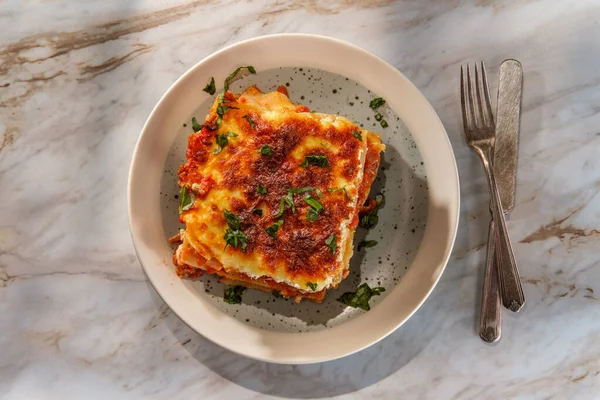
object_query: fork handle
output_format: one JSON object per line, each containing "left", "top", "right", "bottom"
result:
{"left": 480, "top": 218, "right": 502, "bottom": 342}
{"left": 481, "top": 148, "right": 525, "bottom": 312}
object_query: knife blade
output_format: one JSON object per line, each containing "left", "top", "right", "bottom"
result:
{"left": 495, "top": 59, "right": 522, "bottom": 212}
{"left": 479, "top": 59, "right": 523, "bottom": 343}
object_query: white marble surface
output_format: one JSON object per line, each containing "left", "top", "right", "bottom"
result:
{"left": 2, "top": 0, "right": 600, "bottom": 398}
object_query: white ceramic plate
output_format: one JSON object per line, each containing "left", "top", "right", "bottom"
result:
{"left": 128, "top": 34, "right": 459, "bottom": 364}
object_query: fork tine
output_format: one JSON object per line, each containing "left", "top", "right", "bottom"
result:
{"left": 460, "top": 65, "right": 470, "bottom": 132}
{"left": 466, "top": 64, "right": 478, "bottom": 128}
{"left": 474, "top": 63, "right": 484, "bottom": 128}
{"left": 480, "top": 61, "right": 494, "bottom": 127}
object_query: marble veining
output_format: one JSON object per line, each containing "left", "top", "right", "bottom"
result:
{"left": 1, "top": 0, "right": 600, "bottom": 398}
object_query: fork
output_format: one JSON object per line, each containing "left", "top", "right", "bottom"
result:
{"left": 460, "top": 62, "right": 525, "bottom": 312}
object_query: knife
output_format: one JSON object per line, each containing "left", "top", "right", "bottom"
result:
{"left": 479, "top": 59, "right": 523, "bottom": 343}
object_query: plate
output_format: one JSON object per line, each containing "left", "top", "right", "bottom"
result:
{"left": 128, "top": 34, "right": 459, "bottom": 364}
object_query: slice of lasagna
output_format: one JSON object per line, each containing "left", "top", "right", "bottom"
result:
{"left": 172, "top": 83, "right": 385, "bottom": 302}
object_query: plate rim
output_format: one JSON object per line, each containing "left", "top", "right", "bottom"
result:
{"left": 128, "top": 33, "right": 460, "bottom": 364}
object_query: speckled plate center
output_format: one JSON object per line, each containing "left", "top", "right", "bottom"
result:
{"left": 160, "top": 67, "right": 428, "bottom": 332}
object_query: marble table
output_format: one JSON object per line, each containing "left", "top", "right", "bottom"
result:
{"left": 2, "top": 1, "right": 600, "bottom": 398}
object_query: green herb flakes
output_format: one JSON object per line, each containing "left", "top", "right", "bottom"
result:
{"left": 224, "top": 66, "right": 257, "bottom": 91}
{"left": 224, "top": 285, "right": 247, "bottom": 304}
{"left": 223, "top": 209, "right": 241, "bottom": 230}
{"left": 178, "top": 186, "right": 194, "bottom": 213}
{"left": 328, "top": 187, "right": 351, "bottom": 200}
{"left": 276, "top": 187, "right": 318, "bottom": 218}
{"left": 306, "top": 282, "right": 318, "bottom": 291}
{"left": 256, "top": 145, "right": 273, "bottom": 156}
{"left": 352, "top": 129, "right": 363, "bottom": 141}
{"left": 213, "top": 132, "right": 238, "bottom": 154}
{"left": 374, "top": 113, "right": 383, "bottom": 122}
{"left": 325, "top": 233, "right": 337, "bottom": 254}
{"left": 300, "top": 155, "right": 330, "bottom": 169}
{"left": 303, "top": 193, "right": 324, "bottom": 222}
{"left": 266, "top": 219, "right": 284, "bottom": 239}
{"left": 288, "top": 187, "right": 315, "bottom": 194}
{"left": 256, "top": 184, "right": 267, "bottom": 195}
{"left": 191, "top": 117, "right": 203, "bottom": 132}
{"left": 380, "top": 119, "right": 389, "bottom": 128}
{"left": 223, "top": 210, "right": 248, "bottom": 251}
{"left": 302, "top": 194, "right": 323, "bottom": 212}
{"left": 223, "top": 229, "right": 248, "bottom": 252}
{"left": 272, "top": 290, "right": 281, "bottom": 298}
{"left": 359, "top": 193, "right": 385, "bottom": 229}
{"left": 203, "top": 77, "right": 216, "bottom": 95}
{"left": 243, "top": 115, "right": 256, "bottom": 129}
{"left": 369, "top": 97, "right": 386, "bottom": 109}
{"left": 274, "top": 198, "right": 286, "bottom": 218}
{"left": 307, "top": 208, "right": 320, "bottom": 222}
{"left": 337, "top": 283, "right": 385, "bottom": 311}
{"left": 357, "top": 240, "right": 378, "bottom": 251}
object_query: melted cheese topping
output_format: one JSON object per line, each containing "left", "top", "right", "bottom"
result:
{"left": 176, "top": 85, "right": 384, "bottom": 294}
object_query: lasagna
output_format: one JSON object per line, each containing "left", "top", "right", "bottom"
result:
{"left": 171, "top": 80, "right": 385, "bottom": 303}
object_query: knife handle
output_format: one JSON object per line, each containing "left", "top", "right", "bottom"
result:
{"left": 479, "top": 218, "right": 502, "bottom": 343}
{"left": 483, "top": 158, "right": 525, "bottom": 312}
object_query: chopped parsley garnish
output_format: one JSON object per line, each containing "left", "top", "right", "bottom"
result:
{"left": 275, "top": 187, "right": 319, "bottom": 218}
{"left": 243, "top": 115, "right": 256, "bottom": 129}
{"left": 302, "top": 194, "right": 323, "bottom": 212}
{"left": 300, "top": 155, "right": 330, "bottom": 169}
{"left": 359, "top": 193, "right": 385, "bottom": 229}
{"left": 217, "top": 105, "right": 236, "bottom": 116}
{"left": 252, "top": 208, "right": 263, "bottom": 217}
{"left": 215, "top": 105, "right": 238, "bottom": 126}
{"left": 328, "top": 187, "right": 351, "bottom": 200}
{"left": 224, "top": 209, "right": 241, "bottom": 230}
{"left": 374, "top": 113, "right": 383, "bottom": 122}
{"left": 224, "top": 285, "right": 247, "bottom": 304}
{"left": 256, "top": 184, "right": 267, "bottom": 195}
{"left": 352, "top": 129, "right": 362, "bottom": 141}
{"left": 380, "top": 119, "right": 389, "bottom": 128}
{"left": 223, "top": 209, "right": 248, "bottom": 251}
{"left": 266, "top": 219, "right": 283, "bottom": 239}
{"left": 307, "top": 208, "right": 320, "bottom": 222}
{"left": 306, "top": 282, "right": 318, "bottom": 291}
{"left": 315, "top": 188, "right": 323, "bottom": 198}
{"left": 224, "top": 229, "right": 248, "bottom": 252}
{"left": 284, "top": 192, "right": 296, "bottom": 214}
{"left": 357, "top": 240, "right": 378, "bottom": 251}
{"left": 203, "top": 77, "right": 216, "bottom": 95}
{"left": 288, "top": 187, "right": 315, "bottom": 194}
{"left": 272, "top": 290, "right": 281, "bottom": 298}
{"left": 191, "top": 117, "right": 203, "bottom": 132}
{"left": 274, "top": 197, "right": 286, "bottom": 218}
{"left": 256, "top": 145, "right": 273, "bottom": 156}
{"left": 303, "top": 194, "right": 324, "bottom": 222}
{"left": 337, "top": 283, "right": 385, "bottom": 311}
{"left": 369, "top": 97, "right": 386, "bottom": 109}
{"left": 178, "top": 186, "right": 194, "bottom": 213}
{"left": 213, "top": 132, "right": 238, "bottom": 154}
{"left": 224, "top": 66, "right": 256, "bottom": 91}
{"left": 325, "top": 233, "right": 337, "bottom": 254}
